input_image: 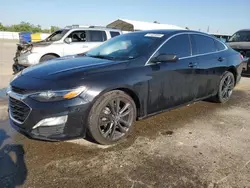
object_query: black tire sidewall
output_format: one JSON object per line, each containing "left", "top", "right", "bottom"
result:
{"left": 217, "top": 71, "right": 235, "bottom": 103}
{"left": 40, "top": 55, "right": 57, "bottom": 63}
{"left": 87, "top": 90, "right": 136, "bottom": 145}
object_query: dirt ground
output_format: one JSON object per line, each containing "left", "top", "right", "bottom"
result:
{"left": 0, "top": 40, "right": 249, "bottom": 188}
{"left": 0, "top": 39, "right": 15, "bottom": 89}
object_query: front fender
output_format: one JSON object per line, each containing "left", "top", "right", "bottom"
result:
{"left": 83, "top": 82, "right": 147, "bottom": 118}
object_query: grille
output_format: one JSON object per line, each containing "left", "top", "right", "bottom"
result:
{"left": 11, "top": 86, "right": 27, "bottom": 94}
{"left": 9, "top": 97, "right": 31, "bottom": 123}
{"left": 11, "top": 86, "right": 34, "bottom": 94}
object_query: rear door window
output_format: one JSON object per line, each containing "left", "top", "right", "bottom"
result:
{"left": 110, "top": 31, "right": 120, "bottom": 38}
{"left": 214, "top": 39, "right": 226, "bottom": 51}
{"left": 191, "top": 34, "right": 217, "bottom": 55}
{"left": 156, "top": 34, "right": 191, "bottom": 58}
{"left": 87, "top": 30, "right": 107, "bottom": 42}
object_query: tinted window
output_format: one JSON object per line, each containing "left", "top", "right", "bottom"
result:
{"left": 228, "top": 31, "right": 250, "bottom": 42}
{"left": 86, "top": 33, "right": 164, "bottom": 60}
{"left": 67, "top": 30, "right": 86, "bottom": 42}
{"left": 157, "top": 34, "right": 191, "bottom": 58}
{"left": 88, "top": 30, "right": 107, "bottom": 42}
{"left": 192, "top": 35, "right": 216, "bottom": 55}
{"left": 214, "top": 39, "right": 226, "bottom": 51}
{"left": 110, "top": 31, "right": 120, "bottom": 38}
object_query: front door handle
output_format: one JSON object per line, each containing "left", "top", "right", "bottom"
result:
{"left": 217, "top": 57, "right": 225, "bottom": 62}
{"left": 188, "top": 62, "right": 197, "bottom": 68}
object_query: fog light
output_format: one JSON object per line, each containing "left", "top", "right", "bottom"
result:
{"left": 33, "top": 115, "right": 68, "bottom": 129}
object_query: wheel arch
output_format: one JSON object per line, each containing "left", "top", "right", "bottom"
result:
{"left": 89, "top": 86, "right": 142, "bottom": 120}
{"left": 115, "top": 87, "right": 141, "bottom": 119}
{"left": 227, "top": 66, "right": 237, "bottom": 85}
{"left": 39, "top": 53, "right": 60, "bottom": 62}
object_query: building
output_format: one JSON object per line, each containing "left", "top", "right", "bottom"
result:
{"left": 107, "top": 19, "right": 185, "bottom": 32}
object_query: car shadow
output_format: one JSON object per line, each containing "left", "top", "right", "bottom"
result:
{"left": 0, "top": 129, "right": 27, "bottom": 187}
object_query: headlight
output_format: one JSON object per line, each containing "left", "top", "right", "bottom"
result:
{"left": 30, "top": 86, "right": 87, "bottom": 102}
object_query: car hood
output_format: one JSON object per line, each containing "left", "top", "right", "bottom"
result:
{"left": 21, "top": 56, "right": 123, "bottom": 80}
{"left": 32, "top": 40, "right": 53, "bottom": 46}
{"left": 17, "top": 40, "right": 53, "bottom": 53}
{"left": 227, "top": 42, "right": 250, "bottom": 50}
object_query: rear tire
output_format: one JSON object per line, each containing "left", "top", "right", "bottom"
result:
{"left": 40, "top": 54, "right": 57, "bottom": 63}
{"left": 213, "top": 71, "right": 235, "bottom": 103}
{"left": 87, "top": 90, "right": 136, "bottom": 145}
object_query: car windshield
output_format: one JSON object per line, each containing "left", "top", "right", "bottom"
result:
{"left": 85, "top": 33, "right": 164, "bottom": 60}
{"left": 228, "top": 31, "right": 250, "bottom": 42}
{"left": 45, "top": 29, "right": 69, "bottom": 42}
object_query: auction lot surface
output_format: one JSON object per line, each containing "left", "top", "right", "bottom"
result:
{"left": 0, "top": 40, "right": 250, "bottom": 188}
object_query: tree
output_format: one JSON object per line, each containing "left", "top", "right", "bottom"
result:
{"left": 50, "top": 26, "right": 60, "bottom": 33}
{"left": 0, "top": 22, "right": 5, "bottom": 31}
{"left": 0, "top": 22, "right": 60, "bottom": 33}
{"left": 42, "top": 29, "right": 51, "bottom": 33}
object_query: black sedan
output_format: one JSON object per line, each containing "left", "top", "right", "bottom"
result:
{"left": 8, "top": 30, "right": 243, "bottom": 145}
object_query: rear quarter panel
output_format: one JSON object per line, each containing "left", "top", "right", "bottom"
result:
{"left": 226, "top": 48, "right": 243, "bottom": 83}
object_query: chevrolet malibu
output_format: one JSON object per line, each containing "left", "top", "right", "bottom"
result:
{"left": 8, "top": 30, "right": 243, "bottom": 145}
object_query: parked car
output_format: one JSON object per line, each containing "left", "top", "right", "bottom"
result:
{"left": 242, "top": 57, "right": 250, "bottom": 76}
{"left": 227, "top": 29, "right": 250, "bottom": 76}
{"left": 210, "top": 33, "right": 231, "bottom": 43}
{"left": 12, "top": 25, "right": 122, "bottom": 73}
{"left": 8, "top": 30, "right": 243, "bottom": 145}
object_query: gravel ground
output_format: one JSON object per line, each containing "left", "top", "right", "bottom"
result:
{"left": 0, "top": 40, "right": 249, "bottom": 188}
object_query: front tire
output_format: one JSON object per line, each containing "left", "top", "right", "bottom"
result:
{"left": 87, "top": 90, "right": 136, "bottom": 145}
{"left": 214, "top": 71, "right": 235, "bottom": 103}
{"left": 40, "top": 54, "right": 57, "bottom": 63}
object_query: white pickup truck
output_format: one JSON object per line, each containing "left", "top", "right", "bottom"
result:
{"left": 13, "top": 25, "right": 122, "bottom": 73}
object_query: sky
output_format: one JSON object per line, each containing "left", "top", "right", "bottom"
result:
{"left": 0, "top": 0, "right": 249, "bottom": 34}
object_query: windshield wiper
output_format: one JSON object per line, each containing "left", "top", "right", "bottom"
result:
{"left": 88, "top": 55, "right": 115, "bottom": 60}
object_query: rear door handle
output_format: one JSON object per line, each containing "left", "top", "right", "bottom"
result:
{"left": 188, "top": 62, "right": 197, "bottom": 68}
{"left": 218, "top": 57, "right": 225, "bottom": 62}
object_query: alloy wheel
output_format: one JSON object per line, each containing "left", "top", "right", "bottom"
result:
{"left": 221, "top": 74, "right": 234, "bottom": 100}
{"left": 98, "top": 98, "right": 134, "bottom": 141}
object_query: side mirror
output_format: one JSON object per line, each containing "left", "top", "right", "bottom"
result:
{"left": 64, "top": 38, "right": 72, "bottom": 44}
{"left": 151, "top": 54, "right": 178, "bottom": 63}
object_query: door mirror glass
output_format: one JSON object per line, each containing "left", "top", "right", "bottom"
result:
{"left": 64, "top": 38, "right": 72, "bottom": 44}
{"left": 151, "top": 54, "right": 178, "bottom": 63}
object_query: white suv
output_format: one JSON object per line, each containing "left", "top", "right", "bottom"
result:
{"left": 13, "top": 25, "right": 122, "bottom": 73}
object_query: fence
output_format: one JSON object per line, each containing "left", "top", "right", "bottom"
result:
{"left": 0, "top": 31, "right": 50, "bottom": 40}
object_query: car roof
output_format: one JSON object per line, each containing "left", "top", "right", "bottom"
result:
{"left": 236, "top": 29, "right": 250, "bottom": 32}
{"left": 66, "top": 27, "right": 121, "bottom": 32}
{"left": 128, "top": 29, "right": 213, "bottom": 37}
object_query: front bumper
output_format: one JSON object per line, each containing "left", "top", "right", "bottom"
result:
{"left": 8, "top": 92, "right": 91, "bottom": 141}
{"left": 13, "top": 52, "right": 40, "bottom": 73}
{"left": 10, "top": 120, "right": 70, "bottom": 141}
